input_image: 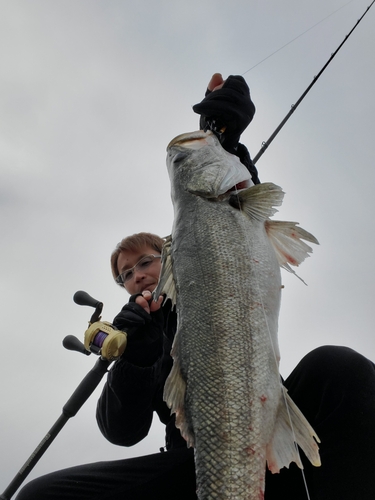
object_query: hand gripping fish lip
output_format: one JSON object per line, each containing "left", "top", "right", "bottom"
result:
{"left": 167, "top": 130, "right": 253, "bottom": 197}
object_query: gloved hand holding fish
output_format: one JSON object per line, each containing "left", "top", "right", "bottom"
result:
{"left": 154, "top": 130, "right": 321, "bottom": 499}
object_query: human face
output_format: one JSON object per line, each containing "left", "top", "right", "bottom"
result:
{"left": 116, "top": 245, "right": 161, "bottom": 295}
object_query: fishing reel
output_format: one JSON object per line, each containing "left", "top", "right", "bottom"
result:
{"left": 64, "top": 291, "right": 127, "bottom": 361}
{"left": 84, "top": 320, "right": 127, "bottom": 360}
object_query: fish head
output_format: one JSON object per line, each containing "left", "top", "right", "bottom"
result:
{"left": 166, "top": 130, "right": 252, "bottom": 199}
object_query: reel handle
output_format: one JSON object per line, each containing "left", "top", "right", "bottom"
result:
{"left": 63, "top": 335, "right": 91, "bottom": 356}
{"left": 73, "top": 291, "right": 103, "bottom": 323}
{"left": 73, "top": 290, "right": 102, "bottom": 309}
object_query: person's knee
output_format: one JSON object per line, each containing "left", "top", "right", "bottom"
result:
{"left": 285, "top": 345, "right": 375, "bottom": 411}
{"left": 15, "top": 478, "right": 41, "bottom": 500}
{"left": 301, "top": 345, "right": 374, "bottom": 384}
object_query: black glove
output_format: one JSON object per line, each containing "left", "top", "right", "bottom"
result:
{"left": 112, "top": 294, "right": 152, "bottom": 334}
{"left": 193, "top": 75, "right": 255, "bottom": 151}
{"left": 192, "top": 75, "right": 259, "bottom": 184}
{"left": 112, "top": 294, "right": 164, "bottom": 367}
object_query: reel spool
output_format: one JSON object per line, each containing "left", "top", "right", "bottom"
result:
{"left": 84, "top": 321, "right": 127, "bottom": 361}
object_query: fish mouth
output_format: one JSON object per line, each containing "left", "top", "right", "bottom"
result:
{"left": 167, "top": 130, "right": 214, "bottom": 150}
{"left": 167, "top": 130, "right": 253, "bottom": 197}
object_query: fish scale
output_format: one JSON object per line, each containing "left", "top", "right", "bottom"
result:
{"left": 171, "top": 200, "right": 281, "bottom": 498}
{"left": 156, "top": 130, "right": 321, "bottom": 499}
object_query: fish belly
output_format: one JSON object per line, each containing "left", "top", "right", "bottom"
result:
{"left": 171, "top": 200, "right": 282, "bottom": 499}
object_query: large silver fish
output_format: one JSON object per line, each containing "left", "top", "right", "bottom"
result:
{"left": 155, "top": 130, "right": 321, "bottom": 499}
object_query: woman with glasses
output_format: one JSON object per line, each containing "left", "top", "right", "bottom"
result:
{"left": 16, "top": 232, "right": 197, "bottom": 500}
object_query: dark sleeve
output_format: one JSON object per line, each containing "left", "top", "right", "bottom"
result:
{"left": 96, "top": 303, "right": 167, "bottom": 446}
{"left": 96, "top": 353, "right": 165, "bottom": 446}
{"left": 236, "top": 143, "right": 260, "bottom": 185}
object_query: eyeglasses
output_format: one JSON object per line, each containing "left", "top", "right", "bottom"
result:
{"left": 115, "top": 254, "right": 161, "bottom": 286}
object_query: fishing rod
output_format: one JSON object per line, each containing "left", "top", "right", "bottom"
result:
{"left": 252, "top": 0, "right": 375, "bottom": 165}
{"left": 0, "top": 291, "right": 127, "bottom": 500}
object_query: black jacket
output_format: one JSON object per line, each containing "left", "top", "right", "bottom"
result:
{"left": 96, "top": 299, "right": 185, "bottom": 450}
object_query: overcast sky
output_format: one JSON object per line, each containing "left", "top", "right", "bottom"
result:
{"left": 1, "top": 0, "right": 374, "bottom": 494}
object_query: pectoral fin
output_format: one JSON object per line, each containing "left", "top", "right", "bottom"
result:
{"left": 266, "top": 386, "right": 321, "bottom": 474}
{"left": 230, "top": 183, "right": 318, "bottom": 283}
{"left": 229, "top": 182, "right": 285, "bottom": 221}
{"left": 153, "top": 235, "right": 177, "bottom": 307}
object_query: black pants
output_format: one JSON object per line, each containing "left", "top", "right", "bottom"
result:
{"left": 15, "top": 447, "right": 197, "bottom": 500}
{"left": 16, "top": 346, "right": 375, "bottom": 500}
{"left": 265, "top": 345, "right": 375, "bottom": 499}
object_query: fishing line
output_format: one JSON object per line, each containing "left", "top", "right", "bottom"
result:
{"left": 232, "top": 185, "right": 312, "bottom": 500}
{"left": 250, "top": 0, "right": 375, "bottom": 165}
{"left": 242, "top": 0, "right": 355, "bottom": 76}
